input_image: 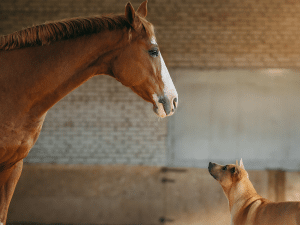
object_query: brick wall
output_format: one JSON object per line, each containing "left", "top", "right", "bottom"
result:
{"left": 27, "top": 76, "right": 167, "bottom": 165}
{"left": 2, "top": 0, "right": 300, "bottom": 69}
{"left": 155, "top": 0, "right": 300, "bottom": 68}
{"left": 1, "top": 0, "right": 300, "bottom": 165}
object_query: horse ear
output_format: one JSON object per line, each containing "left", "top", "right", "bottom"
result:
{"left": 240, "top": 158, "right": 245, "bottom": 169}
{"left": 125, "top": 2, "right": 135, "bottom": 25}
{"left": 136, "top": 0, "right": 147, "bottom": 18}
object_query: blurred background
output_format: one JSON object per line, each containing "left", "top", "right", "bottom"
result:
{"left": 1, "top": 0, "right": 300, "bottom": 224}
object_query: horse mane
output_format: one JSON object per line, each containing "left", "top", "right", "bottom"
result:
{"left": 0, "top": 14, "right": 154, "bottom": 51}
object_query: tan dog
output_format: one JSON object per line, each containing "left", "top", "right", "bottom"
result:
{"left": 208, "top": 159, "right": 300, "bottom": 225}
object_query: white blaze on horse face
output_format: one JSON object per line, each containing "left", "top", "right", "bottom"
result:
{"left": 150, "top": 37, "right": 156, "bottom": 45}
{"left": 151, "top": 37, "right": 178, "bottom": 118}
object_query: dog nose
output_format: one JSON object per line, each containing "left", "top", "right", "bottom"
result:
{"left": 208, "top": 162, "right": 215, "bottom": 171}
{"left": 208, "top": 162, "right": 216, "bottom": 170}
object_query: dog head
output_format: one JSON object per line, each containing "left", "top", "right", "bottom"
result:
{"left": 208, "top": 159, "right": 248, "bottom": 194}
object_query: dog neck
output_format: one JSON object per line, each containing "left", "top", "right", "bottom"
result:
{"left": 226, "top": 177, "right": 261, "bottom": 213}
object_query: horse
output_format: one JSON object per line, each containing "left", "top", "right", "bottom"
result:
{"left": 0, "top": 1, "right": 178, "bottom": 223}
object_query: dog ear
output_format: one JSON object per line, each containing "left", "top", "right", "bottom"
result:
{"left": 232, "top": 160, "right": 241, "bottom": 175}
{"left": 235, "top": 160, "right": 239, "bottom": 169}
{"left": 240, "top": 158, "right": 245, "bottom": 169}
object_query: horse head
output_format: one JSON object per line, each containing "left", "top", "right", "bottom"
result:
{"left": 112, "top": 1, "right": 178, "bottom": 118}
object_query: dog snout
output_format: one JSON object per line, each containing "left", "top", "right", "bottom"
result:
{"left": 208, "top": 162, "right": 218, "bottom": 180}
{"left": 208, "top": 162, "right": 215, "bottom": 171}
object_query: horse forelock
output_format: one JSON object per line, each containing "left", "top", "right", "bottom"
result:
{"left": 138, "top": 16, "right": 155, "bottom": 39}
{"left": 0, "top": 13, "right": 154, "bottom": 51}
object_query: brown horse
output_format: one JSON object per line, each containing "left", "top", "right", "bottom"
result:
{"left": 0, "top": 1, "right": 178, "bottom": 223}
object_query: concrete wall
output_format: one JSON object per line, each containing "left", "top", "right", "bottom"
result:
{"left": 7, "top": 164, "right": 300, "bottom": 225}
{"left": 168, "top": 69, "right": 300, "bottom": 170}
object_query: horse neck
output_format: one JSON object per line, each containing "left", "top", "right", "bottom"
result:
{"left": 0, "top": 29, "right": 126, "bottom": 121}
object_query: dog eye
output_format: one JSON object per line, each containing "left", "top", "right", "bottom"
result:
{"left": 148, "top": 47, "right": 159, "bottom": 57}
{"left": 231, "top": 168, "right": 236, "bottom": 174}
{"left": 222, "top": 166, "right": 227, "bottom": 171}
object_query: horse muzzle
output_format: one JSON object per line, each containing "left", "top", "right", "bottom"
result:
{"left": 153, "top": 94, "right": 178, "bottom": 118}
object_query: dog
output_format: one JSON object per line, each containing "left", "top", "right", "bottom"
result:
{"left": 208, "top": 159, "right": 300, "bottom": 225}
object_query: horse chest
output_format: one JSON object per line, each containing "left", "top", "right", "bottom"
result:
{"left": 0, "top": 116, "right": 45, "bottom": 166}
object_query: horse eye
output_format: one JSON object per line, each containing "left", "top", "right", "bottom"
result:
{"left": 222, "top": 166, "right": 227, "bottom": 171}
{"left": 148, "top": 48, "right": 159, "bottom": 57}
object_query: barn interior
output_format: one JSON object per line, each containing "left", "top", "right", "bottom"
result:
{"left": 1, "top": 0, "right": 300, "bottom": 224}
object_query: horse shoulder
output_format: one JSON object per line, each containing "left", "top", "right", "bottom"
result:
{"left": 0, "top": 114, "right": 46, "bottom": 167}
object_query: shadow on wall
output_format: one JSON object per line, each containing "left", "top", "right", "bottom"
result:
{"left": 7, "top": 164, "right": 230, "bottom": 225}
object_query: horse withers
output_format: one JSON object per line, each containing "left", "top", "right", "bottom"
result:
{"left": 0, "top": 1, "right": 177, "bottom": 223}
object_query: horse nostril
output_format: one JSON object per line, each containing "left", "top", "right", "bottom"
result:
{"left": 173, "top": 98, "right": 177, "bottom": 109}
{"left": 158, "top": 98, "right": 166, "bottom": 104}
{"left": 158, "top": 96, "right": 171, "bottom": 115}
